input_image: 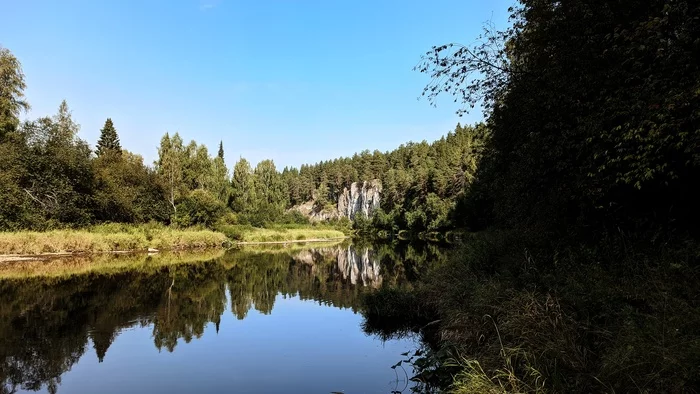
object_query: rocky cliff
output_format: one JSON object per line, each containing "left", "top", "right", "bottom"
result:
{"left": 291, "top": 179, "right": 382, "bottom": 221}
{"left": 337, "top": 180, "right": 382, "bottom": 220}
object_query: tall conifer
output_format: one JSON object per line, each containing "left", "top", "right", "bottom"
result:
{"left": 96, "top": 118, "right": 121, "bottom": 156}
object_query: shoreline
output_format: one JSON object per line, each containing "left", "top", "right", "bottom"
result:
{"left": 0, "top": 224, "right": 350, "bottom": 261}
{"left": 0, "top": 247, "right": 207, "bottom": 263}
{"left": 0, "top": 237, "right": 351, "bottom": 263}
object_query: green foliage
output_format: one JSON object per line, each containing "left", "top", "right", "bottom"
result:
{"left": 253, "top": 159, "right": 287, "bottom": 209}
{"left": 357, "top": 2, "right": 700, "bottom": 393}
{"left": 228, "top": 159, "right": 289, "bottom": 226}
{"left": 173, "top": 189, "right": 226, "bottom": 227}
{"left": 156, "top": 132, "right": 185, "bottom": 213}
{"left": 313, "top": 177, "right": 330, "bottom": 209}
{"left": 229, "top": 157, "right": 255, "bottom": 213}
{"left": 94, "top": 151, "right": 169, "bottom": 223}
{"left": 95, "top": 118, "right": 121, "bottom": 156}
{"left": 0, "top": 46, "right": 30, "bottom": 139}
{"left": 278, "top": 210, "right": 310, "bottom": 225}
{"left": 16, "top": 102, "right": 95, "bottom": 227}
{"left": 352, "top": 213, "right": 374, "bottom": 236}
{"left": 374, "top": 231, "right": 700, "bottom": 393}
{"left": 217, "top": 140, "right": 224, "bottom": 160}
{"left": 420, "top": 1, "right": 700, "bottom": 234}
{"left": 281, "top": 122, "right": 489, "bottom": 234}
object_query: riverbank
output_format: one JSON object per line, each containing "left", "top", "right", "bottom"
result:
{"left": 0, "top": 223, "right": 350, "bottom": 258}
{"left": 362, "top": 230, "right": 700, "bottom": 393}
{"left": 0, "top": 224, "right": 229, "bottom": 255}
{"left": 216, "top": 224, "right": 347, "bottom": 244}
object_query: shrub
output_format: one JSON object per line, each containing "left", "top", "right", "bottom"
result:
{"left": 173, "top": 190, "right": 226, "bottom": 228}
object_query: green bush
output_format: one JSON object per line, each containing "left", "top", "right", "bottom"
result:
{"left": 173, "top": 190, "right": 226, "bottom": 228}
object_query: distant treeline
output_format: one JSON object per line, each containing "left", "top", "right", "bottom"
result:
{"left": 0, "top": 46, "right": 486, "bottom": 233}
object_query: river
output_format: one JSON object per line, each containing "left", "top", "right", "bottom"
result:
{"left": 0, "top": 243, "right": 438, "bottom": 394}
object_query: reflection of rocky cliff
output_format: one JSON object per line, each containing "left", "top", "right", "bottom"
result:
{"left": 336, "top": 247, "right": 382, "bottom": 287}
{"left": 291, "top": 180, "right": 382, "bottom": 221}
{"left": 291, "top": 245, "right": 382, "bottom": 288}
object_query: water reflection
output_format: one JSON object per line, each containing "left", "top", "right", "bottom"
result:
{"left": 0, "top": 243, "right": 440, "bottom": 394}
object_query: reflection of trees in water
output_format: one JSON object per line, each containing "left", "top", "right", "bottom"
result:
{"left": 0, "top": 273, "right": 161, "bottom": 394}
{"left": 153, "top": 263, "right": 227, "bottom": 352}
{"left": 0, "top": 243, "right": 444, "bottom": 393}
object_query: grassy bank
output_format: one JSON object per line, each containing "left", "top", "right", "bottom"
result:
{"left": 362, "top": 231, "right": 700, "bottom": 393}
{"left": 0, "top": 222, "right": 350, "bottom": 256}
{"left": 0, "top": 223, "right": 228, "bottom": 255}
{"left": 216, "top": 223, "right": 347, "bottom": 244}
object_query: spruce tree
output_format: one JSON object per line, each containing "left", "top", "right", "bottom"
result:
{"left": 96, "top": 118, "right": 121, "bottom": 156}
{"left": 217, "top": 141, "right": 224, "bottom": 160}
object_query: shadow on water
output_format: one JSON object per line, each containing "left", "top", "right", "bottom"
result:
{"left": 0, "top": 242, "right": 444, "bottom": 394}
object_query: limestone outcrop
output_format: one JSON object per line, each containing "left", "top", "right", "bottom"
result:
{"left": 337, "top": 180, "right": 382, "bottom": 220}
{"left": 290, "top": 180, "right": 382, "bottom": 221}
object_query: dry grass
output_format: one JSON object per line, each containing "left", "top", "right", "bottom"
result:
{"left": 0, "top": 223, "right": 228, "bottom": 254}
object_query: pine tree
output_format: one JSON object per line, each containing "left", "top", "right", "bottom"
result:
{"left": 96, "top": 118, "right": 121, "bottom": 156}
{"left": 217, "top": 141, "right": 224, "bottom": 160}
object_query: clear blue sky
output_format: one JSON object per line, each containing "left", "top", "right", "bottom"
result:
{"left": 2, "top": 0, "right": 512, "bottom": 169}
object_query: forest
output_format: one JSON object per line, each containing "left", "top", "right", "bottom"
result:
{"left": 1, "top": 44, "right": 485, "bottom": 237}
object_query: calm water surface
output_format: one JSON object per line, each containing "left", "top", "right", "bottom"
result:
{"left": 0, "top": 244, "right": 422, "bottom": 394}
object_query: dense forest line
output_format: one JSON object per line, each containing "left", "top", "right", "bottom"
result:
{"left": 1, "top": 44, "right": 484, "bottom": 235}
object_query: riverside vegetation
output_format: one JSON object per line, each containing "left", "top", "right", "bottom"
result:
{"left": 361, "top": 1, "right": 700, "bottom": 393}
{"left": 1, "top": 0, "right": 699, "bottom": 392}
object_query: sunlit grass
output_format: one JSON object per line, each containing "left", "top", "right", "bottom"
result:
{"left": 0, "top": 223, "right": 228, "bottom": 254}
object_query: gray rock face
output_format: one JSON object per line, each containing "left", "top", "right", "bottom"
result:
{"left": 337, "top": 180, "right": 382, "bottom": 220}
{"left": 289, "top": 179, "right": 382, "bottom": 221}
